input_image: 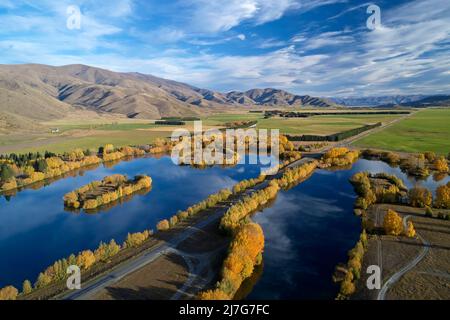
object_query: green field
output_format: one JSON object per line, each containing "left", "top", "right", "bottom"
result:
{"left": 56, "top": 123, "right": 157, "bottom": 132}
{"left": 256, "top": 114, "right": 401, "bottom": 135}
{"left": 201, "top": 112, "right": 401, "bottom": 135}
{"left": 353, "top": 108, "right": 450, "bottom": 155}
{"left": 201, "top": 113, "right": 261, "bottom": 126}
{"left": 0, "top": 130, "right": 169, "bottom": 154}
{"left": 0, "top": 111, "right": 407, "bottom": 154}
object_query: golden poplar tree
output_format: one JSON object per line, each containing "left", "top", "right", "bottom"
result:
{"left": 22, "top": 280, "right": 32, "bottom": 295}
{"left": 405, "top": 221, "right": 416, "bottom": 238}
{"left": 0, "top": 285, "right": 18, "bottom": 300}
{"left": 383, "top": 209, "right": 403, "bottom": 236}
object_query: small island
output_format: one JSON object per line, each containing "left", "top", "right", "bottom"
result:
{"left": 63, "top": 174, "right": 152, "bottom": 210}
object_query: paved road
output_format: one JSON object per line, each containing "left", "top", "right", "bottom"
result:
{"left": 377, "top": 215, "right": 430, "bottom": 300}
{"left": 62, "top": 209, "right": 227, "bottom": 300}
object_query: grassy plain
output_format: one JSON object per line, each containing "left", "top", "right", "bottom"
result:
{"left": 201, "top": 112, "right": 402, "bottom": 134}
{"left": 0, "top": 110, "right": 405, "bottom": 154}
{"left": 354, "top": 108, "right": 450, "bottom": 155}
{"left": 256, "top": 114, "right": 401, "bottom": 135}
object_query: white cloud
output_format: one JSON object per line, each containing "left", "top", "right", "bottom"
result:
{"left": 181, "top": 0, "right": 341, "bottom": 33}
{"left": 299, "top": 31, "right": 354, "bottom": 50}
{"left": 0, "top": 0, "right": 449, "bottom": 97}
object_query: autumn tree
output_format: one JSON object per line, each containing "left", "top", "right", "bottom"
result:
{"left": 94, "top": 240, "right": 121, "bottom": 262}
{"left": 435, "top": 182, "right": 450, "bottom": 209}
{"left": 22, "top": 280, "right": 32, "bottom": 295}
{"left": 424, "top": 151, "right": 436, "bottom": 162}
{"left": 409, "top": 187, "right": 432, "bottom": 208}
{"left": 157, "top": 219, "right": 170, "bottom": 231}
{"left": 198, "top": 289, "right": 230, "bottom": 300}
{"left": 340, "top": 276, "right": 355, "bottom": 296}
{"left": 34, "top": 272, "right": 52, "bottom": 289}
{"left": 103, "top": 144, "right": 115, "bottom": 154}
{"left": 76, "top": 250, "right": 96, "bottom": 270}
{"left": 123, "top": 230, "right": 151, "bottom": 248}
{"left": 0, "top": 285, "right": 18, "bottom": 300}
{"left": 434, "top": 157, "right": 449, "bottom": 173}
{"left": 405, "top": 221, "right": 416, "bottom": 238}
{"left": 383, "top": 209, "right": 403, "bottom": 236}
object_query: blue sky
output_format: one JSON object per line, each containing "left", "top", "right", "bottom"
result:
{"left": 0, "top": 0, "right": 449, "bottom": 97}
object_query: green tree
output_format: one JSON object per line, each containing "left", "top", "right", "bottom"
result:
{"left": 34, "top": 159, "right": 48, "bottom": 172}
{"left": 0, "top": 164, "right": 14, "bottom": 181}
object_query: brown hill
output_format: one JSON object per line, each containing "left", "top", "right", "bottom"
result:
{"left": 225, "top": 88, "right": 336, "bottom": 107}
{"left": 0, "top": 64, "right": 338, "bottom": 128}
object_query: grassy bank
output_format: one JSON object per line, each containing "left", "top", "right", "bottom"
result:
{"left": 353, "top": 108, "right": 450, "bottom": 155}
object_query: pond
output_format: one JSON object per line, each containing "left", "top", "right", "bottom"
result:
{"left": 246, "top": 159, "right": 449, "bottom": 299}
{"left": 0, "top": 155, "right": 263, "bottom": 288}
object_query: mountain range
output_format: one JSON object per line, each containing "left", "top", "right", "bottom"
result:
{"left": 330, "top": 95, "right": 450, "bottom": 107}
{"left": 0, "top": 64, "right": 337, "bottom": 129}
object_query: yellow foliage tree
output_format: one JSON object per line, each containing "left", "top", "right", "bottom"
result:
{"left": 435, "top": 183, "right": 450, "bottom": 209}
{"left": 198, "top": 289, "right": 230, "bottom": 300}
{"left": 383, "top": 209, "right": 403, "bottom": 236}
{"left": 157, "top": 219, "right": 170, "bottom": 231}
{"left": 0, "top": 285, "right": 18, "bottom": 300}
{"left": 340, "top": 279, "right": 355, "bottom": 296}
{"left": 409, "top": 187, "right": 432, "bottom": 208}
{"left": 76, "top": 250, "right": 96, "bottom": 270}
{"left": 434, "top": 157, "right": 449, "bottom": 173}
{"left": 22, "top": 280, "right": 32, "bottom": 295}
{"left": 405, "top": 221, "right": 416, "bottom": 238}
{"left": 34, "top": 272, "right": 52, "bottom": 288}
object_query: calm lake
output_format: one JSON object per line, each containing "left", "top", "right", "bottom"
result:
{"left": 0, "top": 157, "right": 448, "bottom": 295}
{"left": 246, "top": 159, "right": 449, "bottom": 299}
{"left": 0, "top": 155, "right": 263, "bottom": 288}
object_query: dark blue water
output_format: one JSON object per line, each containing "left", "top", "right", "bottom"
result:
{"left": 1, "top": 157, "right": 448, "bottom": 293}
{"left": 247, "top": 159, "right": 449, "bottom": 299}
{"left": 0, "top": 155, "right": 263, "bottom": 288}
